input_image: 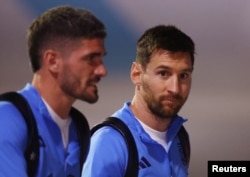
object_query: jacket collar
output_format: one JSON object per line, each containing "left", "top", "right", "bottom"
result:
{"left": 113, "top": 102, "right": 187, "bottom": 150}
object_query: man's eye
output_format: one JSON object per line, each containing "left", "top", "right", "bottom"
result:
{"left": 86, "top": 55, "right": 95, "bottom": 61}
{"left": 159, "top": 71, "right": 170, "bottom": 77}
{"left": 160, "top": 71, "right": 166, "bottom": 76}
{"left": 180, "top": 73, "right": 190, "bottom": 79}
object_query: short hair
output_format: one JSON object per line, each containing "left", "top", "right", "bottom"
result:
{"left": 27, "top": 5, "right": 106, "bottom": 72}
{"left": 136, "top": 25, "right": 195, "bottom": 69}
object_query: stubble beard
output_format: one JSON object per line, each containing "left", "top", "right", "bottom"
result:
{"left": 60, "top": 67, "right": 99, "bottom": 104}
{"left": 142, "top": 80, "right": 186, "bottom": 120}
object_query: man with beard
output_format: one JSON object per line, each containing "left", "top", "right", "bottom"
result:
{"left": 0, "top": 5, "right": 107, "bottom": 177}
{"left": 82, "top": 25, "right": 195, "bottom": 177}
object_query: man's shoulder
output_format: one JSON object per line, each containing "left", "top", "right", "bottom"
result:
{"left": 0, "top": 88, "right": 35, "bottom": 140}
{"left": 0, "top": 100, "right": 24, "bottom": 120}
{"left": 112, "top": 102, "right": 135, "bottom": 122}
{"left": 19, "top": 84, "right": 41, "bottom": 103}
{"left": 0, "top": 101, "right": 27, "bottom": 146}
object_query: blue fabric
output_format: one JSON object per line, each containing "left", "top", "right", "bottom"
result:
{"left": 82, "top": 102, "right": 189, "bottom": 177}
{"left": 0, "top": 84, "right": 81, "bottom": 177}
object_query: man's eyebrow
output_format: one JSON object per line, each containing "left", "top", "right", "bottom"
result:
{"left": 181, "top": 67, "right": 193, "bottom": 72}
{"left": 88, "top": 51, "right": 107, "bottom": 57}
{"left": 155, "top": 65, "right": 193, "bottom": 72}
{"left": 155, "top": 65, "right": 170, "bottom": 70}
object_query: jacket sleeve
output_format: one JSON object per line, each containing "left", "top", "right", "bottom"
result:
{"left": 81, "top": 126, "right": 128, "bottom": 177}
{"left": 0, "top": 102, "right": 28, "bottom": 177}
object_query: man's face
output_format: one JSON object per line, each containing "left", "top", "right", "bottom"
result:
{"left": 58, "top": 38, "right": 107, "bottom": 103}
{"left": 140, "top": 49, "right": 193, "bottom": 119}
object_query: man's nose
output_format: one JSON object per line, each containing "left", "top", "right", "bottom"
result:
{"left": 95, "top": 64, "right": 107, "bottom": 77}
{"left": 167, "top": 76, "right": 180, "bottom": 94}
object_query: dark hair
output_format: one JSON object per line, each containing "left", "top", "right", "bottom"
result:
{"left": 136, "top": 25, "right": 195, "bottom": 69}
{"left": 27, "top": 5, "right": 106, "bottom": 72}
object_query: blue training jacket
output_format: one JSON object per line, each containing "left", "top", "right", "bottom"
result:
{"left": 0, "top": 84, "right": 81, "bottom": 177}
{"left": 82, "top": 102, "right": 189, "bottom": 177}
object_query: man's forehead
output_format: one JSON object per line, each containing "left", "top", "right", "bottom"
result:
{"left": 150, "top": 49, "right": 191, "bottom": 62}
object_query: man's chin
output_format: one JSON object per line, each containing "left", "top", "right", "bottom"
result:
{"left": 85, "top": 96, "right": 98, "bottom": 104}
{"left": 87, "top": 99, "right": 98, "bottom": 104}
{"left": 78, "top": 94, "right": 98, "bottom": 104}
{"left": 158, "top": 106, "right": 181, "bottom": 119}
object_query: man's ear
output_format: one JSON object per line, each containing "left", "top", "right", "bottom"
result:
{"left": 43, "top": 49, "right": 61, "bottom": 73}
{"left": 130, "top": 62, "right": 143, "bottom": 85}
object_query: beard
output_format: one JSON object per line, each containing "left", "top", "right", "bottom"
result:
{"left": 142, "top": 80, "right": 187, "bottom": 120}
{"left": 59, "top": 66, "right": 99, "bottom": 104}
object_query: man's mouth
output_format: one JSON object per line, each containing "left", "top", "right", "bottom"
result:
{"left": 88, "top": 82, "right": 97, "bottom": 90}
{"left": 162, "top": 99, "right": 176, "bottom": 105}
{"left": 161, "top": 95, "right": 182, "bottom": 105}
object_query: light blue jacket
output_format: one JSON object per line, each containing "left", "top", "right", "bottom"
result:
{"left": 0, "top": 84, "right": 81, "bottom": 177}
{"left": 82, "top": 102, "right": 189, "bottom": 177}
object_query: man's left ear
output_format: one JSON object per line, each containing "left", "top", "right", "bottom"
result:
{"left": 130, "top": 62, "right": 143, "bottom": 85}
{"left": 43, "top": 50, "right": 61, "bottom": 73}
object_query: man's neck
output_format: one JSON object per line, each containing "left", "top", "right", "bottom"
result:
{"left": 130, "top": 97, "right": 172, "bottom": 132}
{"left": 32, "top": 73, "right": 74, "bottom": 119}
